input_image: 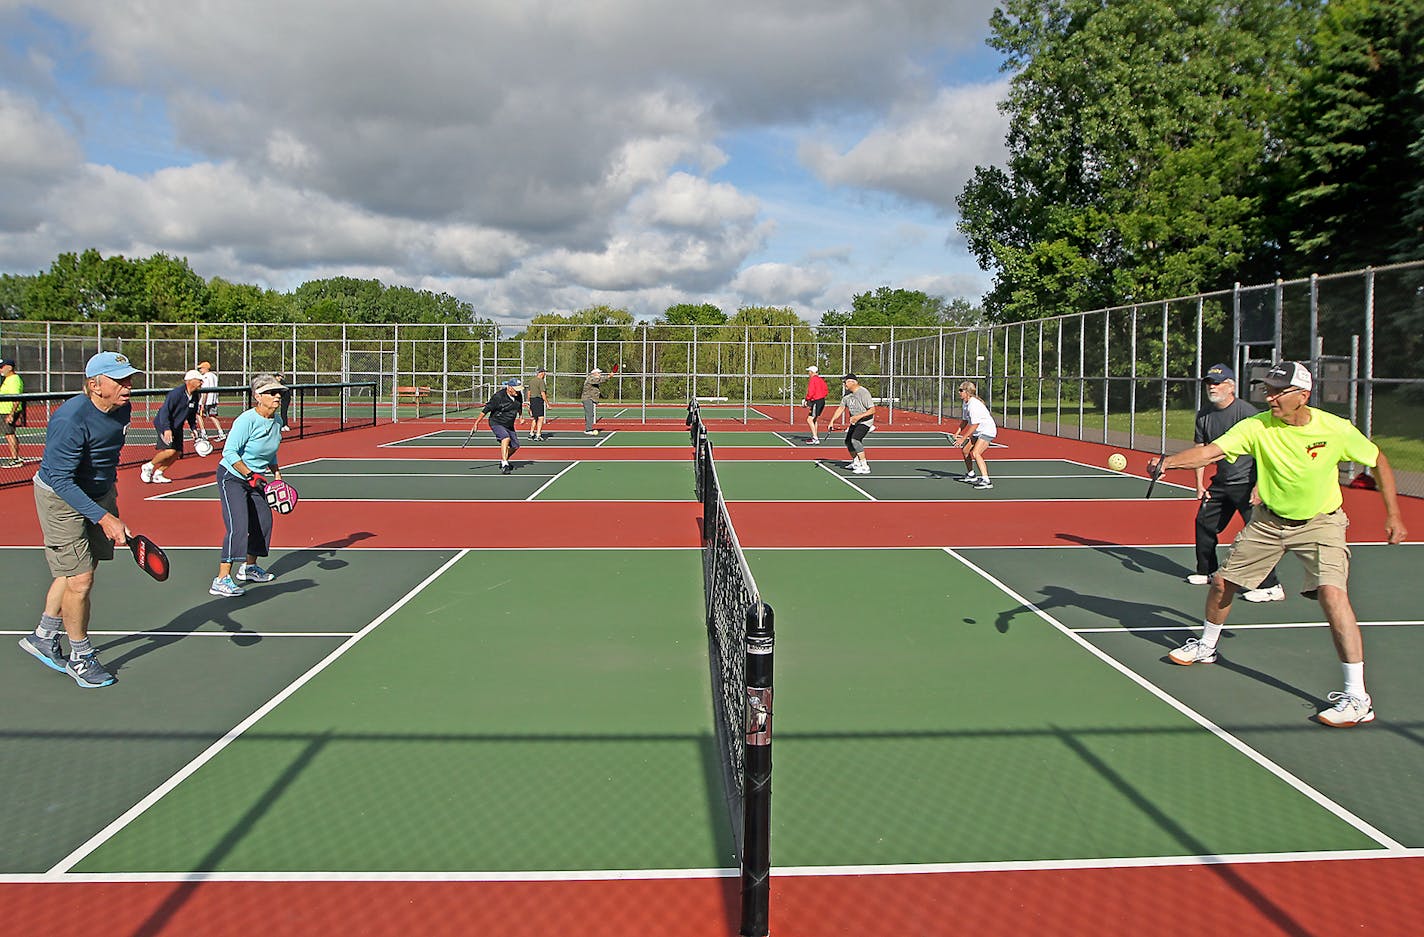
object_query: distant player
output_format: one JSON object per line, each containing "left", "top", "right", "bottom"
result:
{"left": 527, "top": 367, "right": 550, "bottom": 440}
{"left": 949, "top": 381, "right": 997, "bottom": 490}
{"left": 826, "top": 374, "right": 876, "bottom": 474}
{"left": 802, "top": 365, "right": 828, "bottom": 444}
{"left": 473, "top": 379, "right": 525, "bottom": 473}
{"left": 581, "top": 368, "right": 606, "bottom": 435}
{"left": 141, "top": 370, "right": 203, "bottom": 484}
{"left": 195, "top": 360, "right": 225, "bottom": 441}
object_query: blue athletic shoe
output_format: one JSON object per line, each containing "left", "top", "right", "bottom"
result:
{"left": 210, "top": 575, "right": 246, "bottom": 597}
{"left": 236, "top": 563, "right": 274, "bottom": 583}
{"left": 18, "top": 633, "right": 67, "bottom": 673}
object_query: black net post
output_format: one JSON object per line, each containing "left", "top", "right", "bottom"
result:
{"left": 741, "top": 601, "right": 774, "bottom": 937}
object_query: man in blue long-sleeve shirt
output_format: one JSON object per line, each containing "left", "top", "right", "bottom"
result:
{"left": 140, "top": 369, "right": 202, "bottom": 484}
{"left": 19, "top": 351, "right": 140, "bottom": 688}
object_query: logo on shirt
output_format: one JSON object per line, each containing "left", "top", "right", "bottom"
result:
{"left": 1305, "top": 441, "right": 1327, "bottom": 459}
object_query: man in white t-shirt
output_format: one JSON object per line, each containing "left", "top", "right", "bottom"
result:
{"left": 195, "top": 361, "right": 225, "bottom": 440}
{"left": 950, "top": 381, "right": 997, "bottom": 490}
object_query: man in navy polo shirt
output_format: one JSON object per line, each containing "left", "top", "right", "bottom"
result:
{"left": 19, "top": 351, "right": 140, "bottom": 688}
{"left": 472, "top": 379, "right": 526, "bottom": 474}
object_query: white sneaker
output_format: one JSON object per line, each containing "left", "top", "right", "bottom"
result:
{"left": 150, "top": 470, "right": 173, "bottom": 484}
{"left": 853, "top": 463, "right": 871, "bottom": 474}
{"left": 1317, "top": 692, "right": 1374, "bottom": 728}
{"left": 973, "top": 477, "right": 993, "bottom": 489}
{"left": 140, "top": 463, "right": 154, "bottom": 483}
{"left": 1168, "top": 637, "right": 1218, "bottom": 665}
{"left": 1241, "top": 584, "right": 1285, "bottom": 603}
{"left": 1186, "top": 574, "right": 1211, "bottom": 585}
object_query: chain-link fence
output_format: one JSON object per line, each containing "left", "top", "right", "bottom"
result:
{"left": 884, "top": 261, "right": 1421, "bottom": 496}
{"left": 4, "top": 261, "right": 1420, "bottom": 494}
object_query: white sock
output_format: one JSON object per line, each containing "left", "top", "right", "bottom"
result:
{"left": 1342, "top": 661, "right": 1366, "bottom": 699}
{"left": 1201, "top": 620, "right": 1224, "bottom": 648}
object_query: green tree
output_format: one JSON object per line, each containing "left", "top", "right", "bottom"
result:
{"left": 141, "top": 253, "right": 209, "bottom": 321}
{"left": 1277, "top": 0, "right": 1424, "bottom": 268}
{"left": 26, "top": 249, "right": 147, "bottom": 320}
{"left": 0, "top": 273, "right": 36, "bottom": 319}
{"left": 659, "top": 302, "right": 726, "bottom": 325}
{"left": 958, "top": 0, "right": 1316, "bottom": 321}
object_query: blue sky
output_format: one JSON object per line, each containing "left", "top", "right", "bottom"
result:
{"left": 0, "top": 1, "right": 1010, "bottom": 326}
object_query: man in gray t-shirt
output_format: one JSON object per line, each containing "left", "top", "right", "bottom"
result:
{"left": 1190, "top": 364, "right": 1281, "bottom": 600}
{"left": 527, "top": 367, "right": 549, "bottom": 440}
{"left": 826, "top": 374, "right": 877, "bottom": 474}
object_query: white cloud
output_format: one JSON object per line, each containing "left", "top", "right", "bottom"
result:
{"left": 800, "top": 79, "right": 1010, "bottom": 210}
{"left": 732, "top": 262, "right": 834, "bottom": 306}
{"left": 1, "top": 1, "right": 1005, "bottom": 320}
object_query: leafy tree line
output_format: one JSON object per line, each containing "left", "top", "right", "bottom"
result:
{"left": 958, "top": 0, "right": 1424, "bottom": 323}
{"left": 2, "top": 249, "right": 986, "bottom": 337}
{"left": 0, "top": 249, "right": 491, "bottom": 329}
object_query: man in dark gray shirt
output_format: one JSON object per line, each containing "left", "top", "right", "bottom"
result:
{"left": 1190, "top": 364, "right": 1282, "bottom": 601}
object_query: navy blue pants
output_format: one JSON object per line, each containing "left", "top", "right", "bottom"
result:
{"left": 218, "top": 468, "right": 273, "bottom": 563}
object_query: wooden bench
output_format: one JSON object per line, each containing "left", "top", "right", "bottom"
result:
{"left": 396, "top": 385, "right": 431, "bottom": 402}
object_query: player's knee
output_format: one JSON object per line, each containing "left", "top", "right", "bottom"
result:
{"left": 65, "top": 571, "right": 96, "bottom": 595}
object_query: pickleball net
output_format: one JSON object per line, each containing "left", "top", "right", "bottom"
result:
{"left": 688, "top": 400, "right": 774, "bottom": 937}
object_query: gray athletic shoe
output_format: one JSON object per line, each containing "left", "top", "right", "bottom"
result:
{"left": 19, "top": 633, "right": 67, "bottom": 673}
{"left": 236, "top": 563, "right": 274, "bottom": 583}
{"left": 66, "top": 654, "right": 116, "bottom": 688}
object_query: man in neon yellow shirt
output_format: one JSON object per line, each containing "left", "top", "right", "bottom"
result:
{"left": 0, "top": 357, "right": 23, "bottom": 467}
{"left": 1149, "top": 361, "right": 1407, "bottom": 728}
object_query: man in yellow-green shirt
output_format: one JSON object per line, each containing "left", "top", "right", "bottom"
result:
{"left": 1148, "top": 361, "right": 1407, "bottom": 728}
{"left": 1, "top": 357, "right": 23, "bottom": 467}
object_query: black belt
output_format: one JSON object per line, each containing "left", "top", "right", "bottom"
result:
{"left": 1261, "top": 505, "right": 1337, "bottom": 525}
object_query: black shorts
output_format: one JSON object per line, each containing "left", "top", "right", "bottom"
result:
{"left": 201, "top": 403, "right": 219, "bottom": 417}
{"left": 529, "top": 398, "right": 546, "bottom": 418}
{"left": 155, "top": 427, "right": 184, "bottom": 453}
{"left": 806, "top": 398, "right": 826, "bottom": 418}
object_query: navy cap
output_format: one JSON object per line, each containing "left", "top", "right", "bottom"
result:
{"left": 503, "top": 378, "right": 523, "bottom": 387}
{"left": 842, "top": 373, "right": 858, "bottom": 382}
{"left": 0, "top": 357, "right": 15, "bottom": 369}
{"left": 1203, "top": 363, "right": 1235, "bottom": 383}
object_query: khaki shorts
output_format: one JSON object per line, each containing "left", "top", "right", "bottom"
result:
{"left": 34, "top": 481, "right": 118, "bottom": 578}
{"left": 1219, "top": 506, "right": 1350, "bottom": 597}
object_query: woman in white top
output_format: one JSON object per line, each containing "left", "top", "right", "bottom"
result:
{"left": 950, "top": 381, "right": 997, "bottom": 490}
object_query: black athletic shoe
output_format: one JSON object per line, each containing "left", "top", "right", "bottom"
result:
{"left": 501, "top": 464, "right": 512, "bottom": 475}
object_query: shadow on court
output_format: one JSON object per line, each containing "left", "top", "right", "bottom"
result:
{"left": 994, "top": 584, "right": 1325, "bottom": 715}
{"left": 1054, "top": 534, "right": 1195, "bottom": 579}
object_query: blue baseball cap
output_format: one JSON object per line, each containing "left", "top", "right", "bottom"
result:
{"left": 503, "top": 378, "right": 523, "bottom": 387}
{"left": 85, "top": 351, "right": 140, "bottom": 379}
{"left": 1203, "top": 363, "right": 1235, "bottom": 383}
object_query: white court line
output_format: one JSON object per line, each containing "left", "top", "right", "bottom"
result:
{"left": 45, "top": 549, "right": 471, "bottom": 875}
{"left": 8, "top": 845, "right": 1422, "bottom": 885}
{"left": 1076, "top": 620, "right": 1424, "bottom": 634}
{"left": 815, "top": 461, "right": 877, "bottom": 501}
{"left": 377, "top": 431, "right": 451, "bottom": 448}
{"left": 526, "top": 461, "right": 581, "bottom": 500}
{"left": 594, "top": 431, "right": 616, "bottom": 446}
{"left": 940, "top": 546, "right": 1406, "bottom": 851}
{"left": 1, "top": 629, "right": 353, "bottom": 638}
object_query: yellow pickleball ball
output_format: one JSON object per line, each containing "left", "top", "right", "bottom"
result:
{"left": 1108, "top": 452, "right": 1128, "bottom": 472}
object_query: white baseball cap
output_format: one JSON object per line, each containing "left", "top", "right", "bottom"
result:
{"left": 806, "top": 365, "right": 818, "bottom": 373}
